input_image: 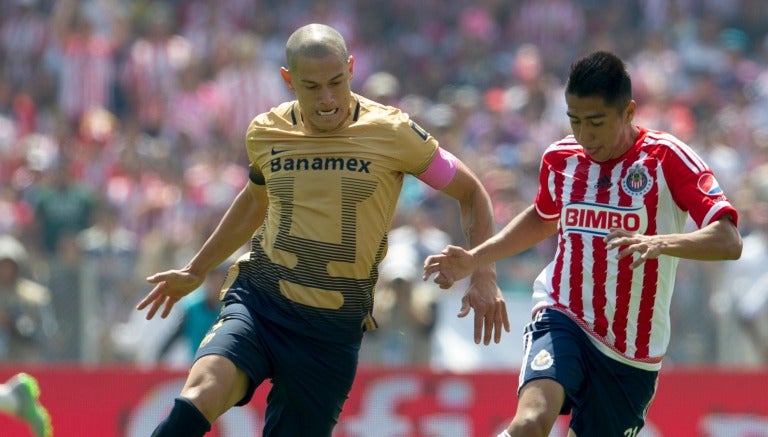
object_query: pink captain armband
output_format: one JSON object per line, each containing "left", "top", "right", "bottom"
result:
{"left": 416, "top": 147, "right": 459, "bottom": 190}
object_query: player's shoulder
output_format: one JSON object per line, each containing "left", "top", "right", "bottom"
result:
{"left": 542, "top": 135, "right": 582, "bottom": 159}
{"left": 355, "top": 93, "right": 410, "bottom": 127}
{"left": 356, "top": 94, "right": 439, "bottom": 149}
{"left": 248, "top": 100, "right": 297, "bottom": 132}
{"left": 639, "top": 127, "right": 705, "bottom": 162}
{"left": 640, "top": 127, "right": 686, "bottom": 149}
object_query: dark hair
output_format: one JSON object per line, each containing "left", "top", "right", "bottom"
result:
{"left": 565, "top": 51, "right": 631, "bottom": 109}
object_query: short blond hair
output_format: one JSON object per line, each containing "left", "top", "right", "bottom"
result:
{"left": 285, "top": 23, "right": 348, "bottom": 71}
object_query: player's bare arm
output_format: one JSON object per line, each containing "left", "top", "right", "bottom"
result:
{"left": 137, "top": 181, "right": 269, "bottom": 319}
{"left": 605, "top": 215, "right": 742, "bottom": 269}
{"left": 424, "top": 206, "right": 557, "bottom": 288}
{"left": 437, "top": 160, "right": 510, "bottom": 344}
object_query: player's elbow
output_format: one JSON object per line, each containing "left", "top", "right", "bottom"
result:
{"left": 723, "top": 234, "right": 743, "bottom": 260}
{"left": 715, "top": 215, "right": 743, "bottom": 260}
{"left": 717, "top": 227, "right": 743, "bottom": 260}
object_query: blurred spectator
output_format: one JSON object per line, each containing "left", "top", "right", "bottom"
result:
{"left": 29, "top": 163, "right": 95, "bottom": 254}
{"left": 162, "top": 56, "right": 220, "bottom": 155}
{"left": 0, "top": 234, "right": 56, "bottom": 361}
{"left": 360, "top": 213, "right": 448, "bottom": 366}
{"left": 50, "top": 0, "right": 121, "bottom": 128}
{"left": 362, "top": 244, "right": 437, "bottom": 366}
{"left": 509, "top": 0, "right": 585, "bottom": 73}
{"left": 388, "top": 209, "right": 452, "bottom": 264}
{"left": 739, "top": 271, "right": 768, "bottom": 363}
{"left": 45, "top": 233, "right": 83, "bottom": 361}
{"left": 71, "top": 106, "right": 121, "bottom": 189}
{"left": 118, "top": 2, "right": 192, "bottom": 137}
{"left": 177, "top": 0, "right": 253, "bottom": 61}
{"left": 77, "top": 200, "right": 138, "bottom": 360}
{"left": 0, "top": 187, "right": 34, "bottom": 238}
{"left": 713, "top": 163, "right": 768, "bottom": 366}
{"left": 361, "top": 71, "right": 400, "bottom": 107}
{"left": 214, "top": 31, "right": 290, "bottom": 145}
{"left": 183, "top": 146, "right": 249, "bottom": 215}
{"left": 0, "top": 0, "right": 49, "bottom": 92}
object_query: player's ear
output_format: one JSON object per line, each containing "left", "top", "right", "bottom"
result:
{"left": 624, "top": 100, "right": 636, "bottom": 123}
{"left": 280, "top": 67, "right": 294, "bottom": 91}
{"left": 347, "top": 55, "right": 355, "bottom": 77}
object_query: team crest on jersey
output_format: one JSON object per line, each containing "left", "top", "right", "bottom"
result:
{"left": 697, "top": 173, "right": 723, "bottom": 196}
{"left": 621, "top": 163, "right": 653, "bottom": 197}
{"left": 531, "top": 349, "right": 554, "bottom": 371}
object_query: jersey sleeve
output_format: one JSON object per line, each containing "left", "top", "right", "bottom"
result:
{"left": 245, "top": 121, "right": 265, "bottom": 185}
{"left": 392, "top": 112, "right": 441, "bottom": 176}
{"left": 244, "top": 109, "right": 278, "bottom": 185}
{"left": 533, "top": 148, "right": 561, "bottom": 221}
{"left": 662, "top": 146, "right": 739, "bottom": 228}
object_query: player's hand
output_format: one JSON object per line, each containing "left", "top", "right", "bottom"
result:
{"left": 136, "top": 269, "right": 205, "bottom": 319}
{"left": 458, "top": 276, "right": 510, "bottom": 345}
{"left": 422, "top": 245, "right": 477, "bottom": 289}
{"left": 604, "top": 229, "right": 662, "bottom": 269}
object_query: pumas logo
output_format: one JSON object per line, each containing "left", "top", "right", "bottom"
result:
{"left": 531, "top": 349, "right": 554, "bottom": 371}
{"left": 198, "top": 318, "right": 225, "bottom": 349}
{"left": 621, "top": 163, "right": 653, "bottom": 197}
{"left": 697, "top": 173, "right": 723, "bottom": 196}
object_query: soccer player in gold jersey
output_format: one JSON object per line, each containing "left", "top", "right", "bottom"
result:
{"left": 137, "top": 23, "right": 509, "bottom": 436}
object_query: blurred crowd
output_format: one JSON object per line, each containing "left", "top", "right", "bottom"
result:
{"left": 1, "top": 0, "right": 767, "bottom": 369}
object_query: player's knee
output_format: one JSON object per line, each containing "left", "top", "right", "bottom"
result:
{"left": 180, "top": 355, "right": 248, "bottom": 420}
{"left": 178, "top": 386, "right": 222, "bottom": 422}
{"left": 507, "top": 413, "right": 556, "bottom": 437}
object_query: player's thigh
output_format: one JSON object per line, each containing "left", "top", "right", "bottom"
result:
{"left": 516, "top": 378, "right": 567, "bottom": 425}
{"left": 188, "top": 303, "right": 272, "bottom": 410}
{"left": 263, "top": 330, "right": 360, "bottom": 435}
{"left": 569, "top": 345, "right": 658, "bottom": 435}
{"left": 518, "top": 309, "right": 585, "bottom": 411}
{"left": 511, "top": 309, "right": 583, "bottom": 435}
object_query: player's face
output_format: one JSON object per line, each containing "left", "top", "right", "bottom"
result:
{"left": 566, "top": 93, "right": 636, "bottom": 162}
{"left": 281, "top": 54, "right": 354, "bottom": 134}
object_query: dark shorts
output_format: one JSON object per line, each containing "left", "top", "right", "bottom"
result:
{"left": 194, "top": 301, "right": 360, "bottom": 437}
{"left": 519, "top": 308, "right": 658, "bottom": 435}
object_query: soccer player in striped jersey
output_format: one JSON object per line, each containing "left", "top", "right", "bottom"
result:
{"left": 423, "top": 51, "right": 743, "bottom": 436}
{"left": 137, "top": 23, "right": 509, "bottom": 436}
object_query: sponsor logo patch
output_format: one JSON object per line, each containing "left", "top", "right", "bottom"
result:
{"left": 697, "top": 173, "right": 723, "bottom": 196}
{"left": 594, "top": 174, "right": 613, "bottom": 190}
{"left": 561, "top": 202, "right": 648, "bottom": 236}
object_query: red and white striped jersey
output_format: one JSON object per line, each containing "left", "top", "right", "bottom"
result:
{"left": 56, "top": 34, "right": 115, "bottom": 123}
{"left": 532, "top": 126, "right": 738, "bottom": 370}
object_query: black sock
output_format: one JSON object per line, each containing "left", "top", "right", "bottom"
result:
{"left": 151, "top": 397, "right": 212, "bottom": 437}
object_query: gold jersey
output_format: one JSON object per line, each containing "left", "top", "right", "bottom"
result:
{"left": 229, "top": 93, "right": 439, "bottom": 341}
